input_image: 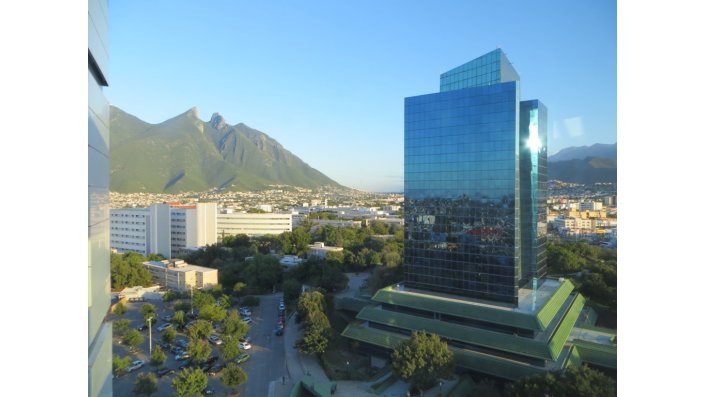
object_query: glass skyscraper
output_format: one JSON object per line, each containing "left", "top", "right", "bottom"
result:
{"left": 404, "top": 49, "right": 547, "bottom": 305}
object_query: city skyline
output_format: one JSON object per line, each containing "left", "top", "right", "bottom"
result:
{"left": 107, "top": 0, "right": 616, "bottom": 193}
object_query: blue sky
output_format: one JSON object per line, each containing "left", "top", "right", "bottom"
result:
{"left": 106, "top": 0, "right": 616, "bottom": 192}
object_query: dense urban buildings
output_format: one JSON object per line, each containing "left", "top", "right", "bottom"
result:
{"left": 88, "top": 0, "right": 112, "bottom": 395}
{"left": 343, "top": 49, "right": 615, "bottom": 380}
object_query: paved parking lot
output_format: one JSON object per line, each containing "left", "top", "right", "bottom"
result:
{"left": 111, "top": 294, "right": 287, "bottom": 396}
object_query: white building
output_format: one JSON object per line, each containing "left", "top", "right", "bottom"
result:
{"left": 110, "top": 203, "right": 217, "bottom": 258}
{"left": 308, "top": 242, "right": 344, "bottom": 259}
{"left": 143, "top": 259, "right": 218, "bottom": 291}
{"left": 217, "top": 212, "right": 293, "bottom": 238}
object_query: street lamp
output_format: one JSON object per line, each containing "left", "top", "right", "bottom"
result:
{"left": 190, "top": 285, "right": 194, "bottom": 316}
{"left": 147, "top": 316, "right": 153, "bottom": 355}
{"left": 439, "top": 381, "right": 443, "bottom": 396}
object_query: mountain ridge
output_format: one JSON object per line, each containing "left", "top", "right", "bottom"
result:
{"left": 109, "top": 106, "right": 343, "bottom": 193}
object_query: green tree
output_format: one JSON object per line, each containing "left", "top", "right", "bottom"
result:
{"left": 110, "top": 252, "right": 154, "bottom": 290}
{"left": 382, "top": 251, "right": 402, "bottom": 267}
{"left": 192, "top": 290, "right": 216, "bottom": 310}
{"left": 113, "top": 318, "right": 130, "bottom": 335}
{"left": 508, "top": 365, "right": 616, "bottom": 397}
{"left": 187, "top": 320, "right": 213, "bottom": 340}
{"left": 222, "top": 363, "right": 248, "bottom": 389}
{"left": 233, "top": 282, "right": 247, "bottom": 297}
{"left": 172, "top": 367, "right": 208, "bottom": 397}
{"left": 221, "top": 336, "right": 242, "bottom": 361}
{"left": 221, "top": 312, "right": 249, "bottom": 339}
{"left": 133, "top": 372, "right": 158, "bottom": 397}
{"left": 114, "top": 302, "right": 127, "bottom": 315}
{"left": 113, "top": 355, "right": 131, "bottom": 374}
{"left": 150, "top": 345, "right": 166, "bottom": 366}
{"left": 140, "top": 303, "right": 156, "bottom": 324}
{"left": 198, "top": 303, "right": 227, "bottom": 322}
{"left": 282, "top": 279, "right": 302, "bottom": 304}
{"left": 173, "top": 300, "right": 192, "bottom": 313}
{"left": 188, "top": 338, "right": 213, "bottom": 364}
{"left": 297, "top": 291, "right": 326, "bottom": 320}
{"left": 162, "top": 327, "right": 177, "bottom": 345}
{"left": 218, "top": 294, "right": 231, "bottom": 309}
{"left": 391, "top": 331, "right": 455, "bottom": 390}
{"left": 295, "top": 310, "right": 331, "bottom": 355}
{"left": 243, "top": 255, "right": 282, "bottom": 293}
{"left": 123, "top": 328, "right": 145, "bottom": 349}
{"left": 172, "top": 310, "right": 186, "bottom": 328}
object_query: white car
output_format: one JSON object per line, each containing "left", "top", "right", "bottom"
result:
{"left": 239, "top": 342, "right": 252, "bottom": 350}
{"left": 242, "top": 317, "right": 253, "bottom": 324}
{"left": 127, "top": 360, "right": 144, "bottom": 372}
{"left": 208, "top": 335, "right": 222, "bottom": 345}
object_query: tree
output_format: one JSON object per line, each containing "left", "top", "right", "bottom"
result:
{"left": 113, "top": 355, "right": 131, "bottom": 374}
{"left": 110, "top": 252, "right": 154, "bottom": 290}
{"left": 150, "top": 345, "right": 166, "bottom": 366}
{"left": 391, "top": 331, "right": 455, "bottom": 390}
{"left": 221, "top": 336, "right": 242, "bottom": 361}
{"left": 123, "top": 328, "right": 145, "bottom": 349}
{"left": 218, "top": 294, "right": 231, "bottom": 309}
{"left": 140, "top": 303, "right": 156, "bottom": 324}
{"left": 113, "top": 319, "right": 130, "bottom": 335}
{"left": 114, "top": 302, "right": 127, "bottom": 315}
{"left": 133, "top": 372, "right": 158, "bottom": 396}
{"left": 297, "top": 291, "right": 326, "bottom": 320}
{"left": 221, "top": 312, "right": 249, "bottom": 340}
{"left": 186, "top": 319, "right": 213, "bottom": 340}
{"left": 233, "top": 282, "right": 247, "bottom": 297}
{"left": 243, "top": 255, "right": 282, "bottom": 293}
{"left": 507, "top": 365, "right": 616, "bottom": 397}
{"left": 282, "top": 279, "right": 302, "bottom": 304}
{"left": 222, "top": 363, "right": 248, "bottom": 389}
{"left": 172, "top": 367, "right": 208, "bottom": 397}
{"left": 198, "top": 303, "right": 227, "bottom": 322}
{"left": 192, "top": 290, "right": 216, "bottom": 310}
{"left": 172, "top": 310, "right": 186, "bottom": 328}
{"left": 295, "top": 310, "right": 331, "bottom": 355}
{"left": 188, "top": 338, "right": 213, "bottom": 364}
{"left": 162, "top": 327, "right": 177, "bottom": 345}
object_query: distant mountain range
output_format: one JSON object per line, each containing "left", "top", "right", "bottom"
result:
{"left": 548, "top": 143, "right": 617, "bottom": 184}
{"left": 109, "top": 106, "right": 343, "bottom": 193}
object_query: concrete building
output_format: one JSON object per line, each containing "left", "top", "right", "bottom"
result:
{"left": 110, "top": 202, "right": 217, "bottom": 258}
{"left": 143, "top": 259, "right": 218, "bottom": 291}
{"left": 88, "top": 0, "right": 112, "bottom": 395}
{"left": 342, "top": 49, "right": 615, "bottom": 381}
{"left": 579, "top": 201, "right": 603, "bottom": 211}
{"left": 308, "top": 242, "right": 344, "bottom": 259}
{"left": 217, "top": 212, "right": 292, "bottom": 238}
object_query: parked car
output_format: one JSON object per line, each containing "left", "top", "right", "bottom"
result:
{"left": 208, "top": 364, "right": 224, "bottom": 376}
{"left": 275, "top": 328, "right": 284, "bottom": 336}
{"left": 137, "top": 324, "right": 148, "bottom": 331}
{"left": 178, "top": 360, "right": 192, "bottom": 370}
{"left": 175, "top": 353, "right": 191, "bottom": 361}
{"left": 157, "top": 323, "right": 172, "bottom": 332}
{"left": 242, "top": 317, "right": 253, "bottom": 324}
{"left": 208, "top": 335, "right": 222, "bottom": 345}
{"left": 156, "top": 368, "right": 175, "bottom": 378}
{"left": 235, "top": 353, "right": 251, "bottom": 364}
{"left": 238, "top": 335, "right": 252, "bottom": 343}
{"left": 127, "top": 360, "right": 144, "bottom": 373}
{"left": 279, "top": 303, "right": 285, "bottom": 311}
{"left": 239, "top": 342, "right": 252, "bottom": 350}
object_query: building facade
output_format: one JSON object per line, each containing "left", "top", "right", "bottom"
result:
{"left": 217, "top": 212, "right": 293, "bottom": 238}
{"left": 342, "top": 50, "right": 615, "bottom": 381}
{"left": 403, "top": 49, "right": 546, "bottom": 304}
{"left": 307, "top": 242, "right": 344, "bottom": 259}
{"left": 110, "top": 203, "right": 217, "bottom": 258}
{"left": 88, "top": 0, "right": 112, "bottom": 395}
{"left": 143, "top": 259, "right": 218, "bottom": 291}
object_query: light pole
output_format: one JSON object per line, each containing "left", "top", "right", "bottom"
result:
{"left": 147, "top": 316, "right": 153, "bottom": 355}
{"left": 439, "top": 381, "right": 443, "bottom": 397}
{"left": 190, "top": 285, "right": 194, "bottom": 316}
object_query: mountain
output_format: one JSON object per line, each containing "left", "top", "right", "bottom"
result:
{"left": 548, "top": 157, "right": 617, "bottom": 184}
{"left": 548, "top": 143, "right": 617, "bottom": 162}
{"left": 109, "top": 106, "right": 343, "bottom": 193}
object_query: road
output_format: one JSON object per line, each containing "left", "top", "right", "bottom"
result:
{"left": 238, "top": 293, "right": 287, "bottom": 397}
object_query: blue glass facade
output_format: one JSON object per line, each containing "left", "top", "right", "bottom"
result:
{"left": 404, "top": 49, "right": 546, "bottom": 305}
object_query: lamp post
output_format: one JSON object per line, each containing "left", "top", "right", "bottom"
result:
{"left": 439, "top": 381, "right": 443, "bottom": 397}
{"left": 147, "top": 316, "right": 153, "bottom": 355}
{"left": 190, "top": 285, "right": 194, "bottom": 316}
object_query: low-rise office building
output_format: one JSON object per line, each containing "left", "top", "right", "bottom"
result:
{"left": 143, "top": 259, "right": 218, "bottom": 291}
{"left": 217, "top": 212, "right": 293, "bottom": 238}
{"left": 308, "top": 242, "right": 344, "bottom": 259}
